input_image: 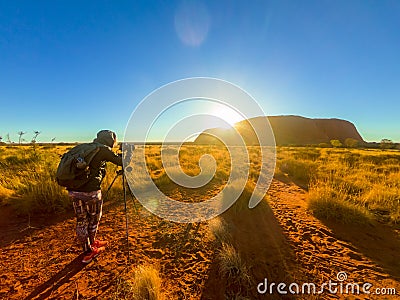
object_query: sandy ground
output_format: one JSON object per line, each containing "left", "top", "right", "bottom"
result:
{"left": 1, "top": 178, "right": 399, "bottom": 299}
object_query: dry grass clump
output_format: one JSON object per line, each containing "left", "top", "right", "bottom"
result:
{"left": 0, "top": 146, "right": 71, "bottom": 214}
{"left": 16, "top": 171, "right": 70, "bottom": 214}
{"left": 217, "top": 243, "right": 251, "bottom": 286}
{"left": 112, "top": 265, "right": 163, "bottom": 300}
{"left": 362, "top": 184, "right": 400, "bottom": 223}
{"left": 131, "top": 265, "right": 163, "bottom": 300}
{"left": 308, "top": 181, "right": 372, "bottom": 225}
{"left": 278, "top": 158, "right": 318, "bottom": 184}
{"left": 276, "top": 147, "right": 400, "bottom": 225}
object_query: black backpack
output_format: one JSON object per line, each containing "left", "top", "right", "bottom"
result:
{"left": 56, "top": 142, "right": 101, "bottom": 189}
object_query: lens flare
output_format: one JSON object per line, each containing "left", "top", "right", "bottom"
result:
{"left": 123, "top": 77, "right": 276, "bottom": 223}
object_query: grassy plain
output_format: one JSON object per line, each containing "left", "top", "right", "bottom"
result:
{"left": 2, "top": 144, "right": 399, "bottom": 225}
{"left": 276, "top": 147, "right": 400, "bottom": 224}
{"left": 1, "top": 144, "right": 400, "bottom": 299}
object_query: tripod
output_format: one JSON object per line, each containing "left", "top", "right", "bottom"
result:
{"left": 103, "top": 168, "right": 139, "bottom": 263}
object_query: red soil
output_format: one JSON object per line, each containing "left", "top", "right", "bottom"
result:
{"left": 1, "top": 179, "right": 399, "bottom": 299}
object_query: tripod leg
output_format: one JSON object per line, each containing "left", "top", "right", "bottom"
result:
{"left": 122, "top": 173, "right": 130, "bottom": 263}
{"left": 103, "top": 173, "right": 120, "bottom": 202}
{"left": 127, "top": 184, "right": 140, "bottom": 220}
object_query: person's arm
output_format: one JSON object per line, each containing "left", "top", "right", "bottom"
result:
{"left": 102, "top": 147, "right": 123, "bottom": 166}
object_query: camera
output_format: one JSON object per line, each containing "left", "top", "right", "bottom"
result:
{"left": 119, "top": 142, "right": 135, "bottom": 160}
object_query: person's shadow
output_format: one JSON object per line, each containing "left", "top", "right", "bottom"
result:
{"left": 25, "top": 254, "right": 86, "bottom": 300}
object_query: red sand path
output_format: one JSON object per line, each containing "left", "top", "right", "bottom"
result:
{"left": 0, "top": 179, "right": 399, "bottom": 299}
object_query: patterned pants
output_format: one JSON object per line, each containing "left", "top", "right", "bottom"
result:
{"left": 68, "top": 190, "right": 103, "bottom": 253}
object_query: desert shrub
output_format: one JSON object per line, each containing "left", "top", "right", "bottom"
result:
{"left": 15, "top": 171, "right": 70, "bottom": 214}
{"left": 131, "top": 265, "right": 163, "bottom": 300}
{"left": 362, "top": 185, "right": 400, "bottom": 212}
{"left": 308, "top": 182, "right": 372, "bottom": 225}
{"left": 330, "top": 139, "right": 343, "bottom": 148}
{"left": 278, "top": 158, "right": 318, "bottom": 184}
{"left": 344, "top": 138, "right": 360, "bottom": 148}
{"left": 276, "top": 147, "right": 400, "bottom": 225}
{"left": 0, "top": 147, "right": 77, "bottom": 214}
{"left": 110, "top": 265, "right": 163, "bottom": 300}
{"left": 218, "top": 243, "right": 250, "bottom": 285}
{"left": 320, "top": 174, "right": 366, "bottom": 196}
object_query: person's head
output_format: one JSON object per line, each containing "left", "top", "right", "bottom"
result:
{"left": 94, "top": 130, "right": 117, "bottom": 148}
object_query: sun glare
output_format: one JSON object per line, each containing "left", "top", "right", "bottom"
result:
{"left": 210, "top": 105, "right": 244, "bottom": 128}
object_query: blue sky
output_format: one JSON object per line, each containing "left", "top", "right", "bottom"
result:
{"left": 0, "top": 0, "right": 399, "bottom": 143}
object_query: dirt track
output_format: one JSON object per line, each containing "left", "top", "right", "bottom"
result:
{"left": 1, "top": 179, "right": 399, "bottom": 299}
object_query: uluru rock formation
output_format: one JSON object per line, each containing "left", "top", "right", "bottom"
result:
{"left": 194, "top": 115, "right": 365, "bottom": 146}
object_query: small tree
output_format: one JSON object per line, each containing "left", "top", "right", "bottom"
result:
{"left": 32, "top": 130, "right": 41, "bottom": 143}
{"left": 51, "top": 137, "right": 56, "bottom": 143}
{"left": 6, "top": 133, "right": 12, "bottom": 144}
{"left": 0, "top": 136, "right": 2, "bottom": 143}
{"left": 330, "top": 139, "right": 343, "bottom": 148}
{"left": 344, "top": 138, "right": 359, "bottom": 148}
{"left": 380, "top": 139, "right": 394, "bottom": 149}
{"left": 17, "top": 131, "right": 26, "bottom": 145}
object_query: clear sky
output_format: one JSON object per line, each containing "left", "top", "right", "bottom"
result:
{"left": 0, "top": 0, "right": 399, "bottom": 143}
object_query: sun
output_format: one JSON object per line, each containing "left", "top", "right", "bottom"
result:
{"left": 209, "top": 104, "right": 244, "bottom": 128}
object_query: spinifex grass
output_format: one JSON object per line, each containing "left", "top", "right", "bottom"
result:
{"left": 276, "top": 147, "right": 400, "bottom": 224}
{"left": 0, "top": 145, "right": 124, "bottom": 215}
{"left": 2, "top": 144, "right": 399, "bottom": 225}
{"left": 217, "top": 242, "right": 251, "bottom": 285}
{"left": 0, "top": 146, "right": 70, "bottom": 214}
{"left": 111, "top": 265, "right": 164, "bottom": 300}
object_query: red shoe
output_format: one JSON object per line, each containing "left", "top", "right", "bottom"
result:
{"left": 82, "top": 246, "right": 105, "bottom": 264}
{"left": 93, "top": 240, "right": 108, "bottom": 248}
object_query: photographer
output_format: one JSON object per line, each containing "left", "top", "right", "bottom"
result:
{"left": 67, "top": 130, "right": 132, "bottom": 264}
